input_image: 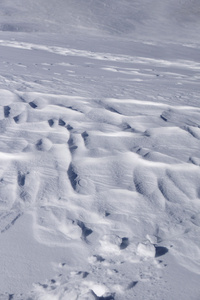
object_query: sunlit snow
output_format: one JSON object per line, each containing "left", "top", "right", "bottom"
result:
{"left": 0, "top": 1, "right": 200, "bottom": 299}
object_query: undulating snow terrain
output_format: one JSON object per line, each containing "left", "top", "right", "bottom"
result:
{"left": 0, "top": 1, "right": 200, "bottom": 299}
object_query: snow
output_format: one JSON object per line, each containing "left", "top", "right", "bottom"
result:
{"left": 0, "top": 0, "right": 200, "bottom": 299}
{"left": 137, "top": 241, "right": 156, "bottom": 258}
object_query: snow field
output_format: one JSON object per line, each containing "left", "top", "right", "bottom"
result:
{"left": 0, "top": 74, "right": 200, "bottom": 298}
{"left": 0, "top": 3, "right": 200, "bottom": 296}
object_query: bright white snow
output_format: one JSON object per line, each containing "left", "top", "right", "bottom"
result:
{"left": 0, "top": 1, "right": 200, "bottom": 299}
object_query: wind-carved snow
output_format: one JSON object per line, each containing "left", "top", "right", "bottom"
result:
{"left": 0, "top": 15, "right": 200, "bottom": 298}
{"left": 0, "top": 78, "right": 200, "bottom": 298}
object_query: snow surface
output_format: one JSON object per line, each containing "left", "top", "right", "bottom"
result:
{"left": 0, "top": 0, "right": 200, "bottom": 299}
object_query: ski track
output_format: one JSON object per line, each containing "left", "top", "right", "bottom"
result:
{"left": 0, "top": 37, "right": 200, "bottom": 300}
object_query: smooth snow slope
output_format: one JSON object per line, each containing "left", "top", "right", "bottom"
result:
{"left": 0, "top": 1, "right": 200, "bottom": 299}
{"left": 0, "top": 0, "right": 200, "bottom": 40}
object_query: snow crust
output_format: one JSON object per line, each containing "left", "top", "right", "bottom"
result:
{"left": 0, "top": 1, "right": 200, "bottom": 299}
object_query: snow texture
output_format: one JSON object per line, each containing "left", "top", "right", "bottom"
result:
{"left": 0, "top": 0, "right": 200, "bottom": 299}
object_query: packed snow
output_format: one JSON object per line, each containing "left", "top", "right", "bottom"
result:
{"left": 0, "top": 1, "right": 200, "bottom": 299}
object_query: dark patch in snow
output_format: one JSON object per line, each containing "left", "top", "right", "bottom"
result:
{"left": 17, "top": 171, "right": 26, "bottom": 186}
{"left": 66, "top": 124, "right": 73, "bottom": 130}
{"left": 81, "top": 131, "right": 89, "bottom": 139}
{"left": 93, "top": 255, "right": 105, "bottom": 262}
{"left": 67, "top": 163, "right": 78, "bottom": 190}
{"left": 77, "top": 220, "right": 93, "bottom": 240}
{"left": 96, "top": 294, "right": 115, "bottom": 300}
{"left": 67, "top": 106, "right": 82, "bottom": 113}
{"left": 1, "top": 213, "right": 22, "bottom": 233}
{"left": 120, "top": 237, "right": 129, "bottom": 250}
{"left": 82, "top": 271, "right": 89, "bottom": 278}
{"left": 29, "top": 101, "right": 37, "bottom": 108}
{"left": 58, "top": 118, "right": 66, "bottom": 126}
{"left": 160, "top": 114, "right": 168, "bottom": 122}
{"left": 51, "top": 279, "right": 56, "bottom": 284}
{"left": 77, "top": 271, "right": 89, "bottom": 278}
{"left": 36, "top": 139, "right": 43, "bottom": 151}
{"left": 68, "top": 136, "right": 78, "bottom": 154}
{"left": 13, "top": 115, "right": 20, "bottom": 123}
{"left": 155, "top": 246, "right": 168, "bottom": 257}
{"left": 81, "top": 131, "right": 89, "bottom": 145}
{"left": 106, "top": 106, "right": 121, "bottom": 115}
{"left": 38, "top": 283, "right": 48, "bottom": 289}
{"left": 121, "top": 122, "right": 132, "bottom": 131}
{"left": 105, "top": 211, "right": 110, "bottom": 217}
{"left": 4, "top": 106, "right": 10, "bottom": 118}
{"left": 48, "top": 119, "right": 54, "bottom": 127}
{"left": 127, "top": 281, "right": 138, "bottom": 289}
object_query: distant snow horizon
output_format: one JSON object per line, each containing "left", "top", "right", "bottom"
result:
{"left": 0, "top": 0, "right": 200, "bottom": 43}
